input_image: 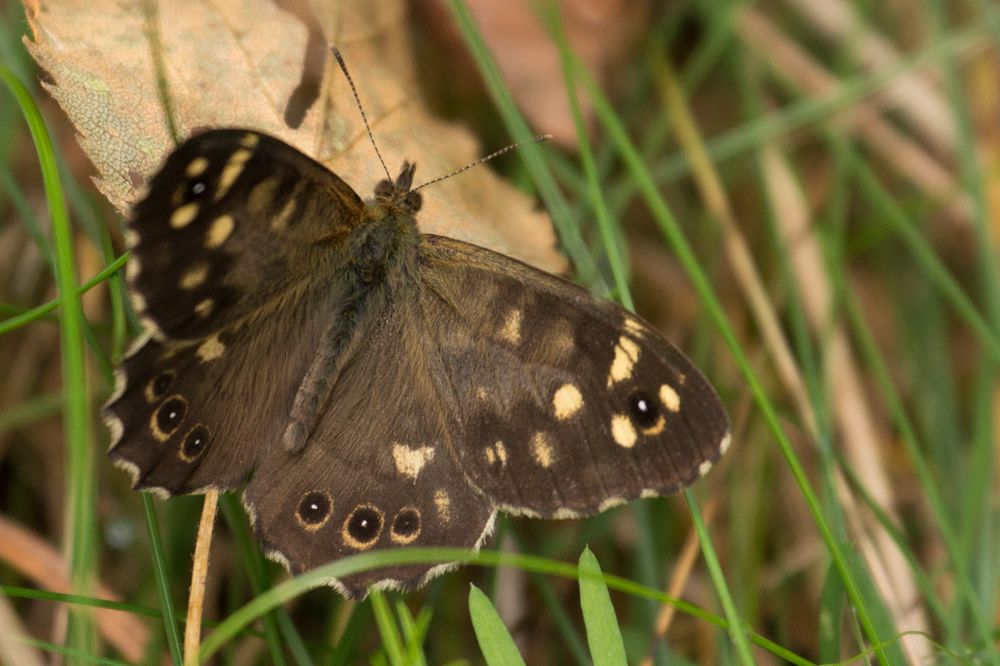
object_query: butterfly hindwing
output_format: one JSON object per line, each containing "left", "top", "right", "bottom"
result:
{"left": 243, "top": 289, "right": 495, "bottom": 595}
{"left": 105, "top": 281, "right": 340, "bottom": 496}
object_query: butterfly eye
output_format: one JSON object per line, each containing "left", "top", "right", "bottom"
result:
{"left": 374, "top": 180, "right": 394, "bottom": 200}
{"left": 179, "top": 424, "right": 210, "bottom": 462}
{"left": 627, "top": 390, "right": 660, "bottom": 429}
{"left": 296, "top": 491, "right": 333, "bottom": 531}
{"left": 402, "top": 191, "right": 422, "bottom": 213}
{"left": 390, "top": 507, "right": 421, "bottom": 544}
{"left": 344, "top": 505, "right": 383, "bottom": 548}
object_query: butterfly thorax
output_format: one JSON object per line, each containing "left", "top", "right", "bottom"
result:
{"left": 280, "top": 164, "right": 425, "bottom": 454}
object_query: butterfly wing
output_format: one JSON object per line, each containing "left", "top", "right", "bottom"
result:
{"left": 105, "top": 130, "right": 363, "bottom": 495}
{"left": 243, "top": 285, "right": 495, "bottom": 596}
{"left": 125, "top": 129, "right": 363, "bottom": 341}
{"left": 104, "top": 286, "right": 341, "bottom": 496}
{"left": 241, "top": 234, "right": 729, "bottom": 597}
{"left": 414, "top": 235, "right": 731, "bottom": 517}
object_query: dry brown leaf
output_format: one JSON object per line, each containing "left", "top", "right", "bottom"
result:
{"left": 23, "top": 0, "right": 564, "bottom": 272}
{"left": 0, "top": 515, "right": 149, "bottom": 662}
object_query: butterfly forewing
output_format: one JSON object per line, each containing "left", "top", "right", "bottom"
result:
{"left": 126, "top": 130, "right": 363, "bottom": 341}
{"left": 416, "top": 236, "right": 731, "bottom": 517}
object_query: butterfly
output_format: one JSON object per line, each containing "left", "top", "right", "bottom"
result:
{"left": 103, "top": 127, "right": 731, "bottom": 597}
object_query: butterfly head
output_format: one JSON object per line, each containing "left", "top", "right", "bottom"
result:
{"left": 372, "top": 161, "right": 422, "bottom": 217}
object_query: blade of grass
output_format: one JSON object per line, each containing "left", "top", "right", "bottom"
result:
{"left": 0, "top": 254, "right": 128, "bottom": 336}
{"left": 219, "top": 494, "right": 308, "bottom": 666}
{"left": 141, "top": 497, "right": 183, "bottom": 665}
{"left": 199, "top": 548, "right": 811, "bottom": 665}
{"left": 0, "top": 60, "right": 98, "bottom": 660}
{"left": 443, "top": 0, "right": 605, "bottom": 293}
{"left": 577, "top": 548, "right": 626, "bottom": 666}
{"left": 567, "top": 44, "right": 888, "bottom": 665}
{"left": 684, "top": 490, "right": 754, "bottom": 665}
{"left": 469, "top": 585, "right": 527, "bottom": 666}
{"left": 370, "top": 593, "right": 406, "bottom": 666}
{"left": 393, "top": 599, "right": 428, "bottom": 666}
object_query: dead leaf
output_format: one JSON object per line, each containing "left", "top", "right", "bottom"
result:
{"left": 23, "top": 0, "right": 565, "bottom": 272}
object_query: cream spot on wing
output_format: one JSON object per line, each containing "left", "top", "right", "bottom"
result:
{"left": 194, "top": 298, "right": 214, "bottom": 317}
{"left": 552, "top": 508, "right": 580, "bottom": 519}
{"left": 475, "top": 386, "right": 489, "bottom": 401}
{"left": 485, "top": 441, "right": 507, "bottom": 467}
{"left": 498, "top": 308, "right": 522, "bottom": 345}
{"left": 720, "top": 432, "right": 732, "bottom": 456}
{"left": 124, "top": 228, "right": 140, "bottom": 248}
{"left": 552, "top": 383, "right": 584, "bottom": 420}
{"left": 698, "top": 459, "right": 714, "bottom": 476}
{"left": 248, "top": 177, "right": 279, "bottom": 215}
{"left": 126, "top": 255, "right": 141, "bottom": 281}
{"left": 205, "top": 214, "right": 235, "bottom": 248}
{"left": 640, "top": 489, "right": 658, "bottom": 498}
{"left": 545, "top": 318, "right": 576, "bottom": 361}
{"left": 434, "top": 489, "right": 451, "bottom": 523}
{"left": 623, "top": 315, "right": 645, "bottom": 337}
{"left": 110, "top": 369, "right": 127, "bottom": 403}
{"left": 197, "top": 335, "right": 225, "bottom": 362}
{"left": 531, "top": 432, "right": 554, "bottom": 468}
{"left": 105, "top": 414, "right": 124, "bottom": 449}
{"left": 185, "top": 156, "right": 209, "bottom": 177}
{"left": 131, "top": 292, "right": 147, "bottom": 313}
{"left": 214, "top": 148, "right": 252, "bottom": 201}
{"left": 392, "top": 444, "right": 435, "bottom": 481}
{"left": 607, "top": 336, "right": 641, "bottom": 386}
{"left": 239, "top": 132, "right": 260, "bottom": 148}
{"left": 170, "top": 202, "right": 199, "bottom": 229}
{"left": 659, "top": 383, "right": 681, "bottom": 412}
{"left": 271, "top": 197, "right": 296, "bottom": 231}
{"left": 610, "top": 414, "right": 637, "bottom": 448}
{"left": 179, "top": 264, "right": 209, "bottom": 290}
{"left": 598, "top": 497, "right": 626, "bottom": 512}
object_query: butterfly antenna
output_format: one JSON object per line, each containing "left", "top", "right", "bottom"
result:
{"left": 331, "top": 47, "right": 393, "bottom": 183}
{"left": 413, "top": 134, "right": 552, "bottom": 192}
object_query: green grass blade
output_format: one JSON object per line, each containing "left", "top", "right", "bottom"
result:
{"left": 684, "top": 490, "right": 755, "bottom": 665}
{"left": 469, "top": 585, "right": 526, "bottom": 666}
{"left": 141, "top": 497, "right": 183, "bottom": 665}
{"left": 572, "top": 50, "right": 887, "bottom": 662}
{"left": 577, "top": 547, "right": 626, "bottom": 666}
{"left": 219, "top": 494, "right": 297, "bottom": 666}
{"left": 370, "top": 593, "right": 406, "bottom": 666}
{"left": 0, "top": 60, "right": 97, "bottom": 661}
{"left": 443, "top": 0, "right": 605, "bottom": 292}
{"left": 0, "top": 254, "right": 128, "bottom": 336}
{"left": 393, "top": 599, "right": 428, "bottom": 666}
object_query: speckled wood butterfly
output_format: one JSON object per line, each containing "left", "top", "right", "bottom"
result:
{"left": 103, "top": 126, "right": 731, "bottom": 597}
